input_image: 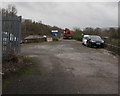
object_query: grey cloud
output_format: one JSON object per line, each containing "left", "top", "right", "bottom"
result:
{"left": 3, "top": 2, "right": 118, "bottom": 29}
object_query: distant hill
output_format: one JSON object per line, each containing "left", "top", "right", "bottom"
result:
{"left": 100, "top": 27, "right": 118, "bottom": 31}
{"left": 21, "top": 19, "right": 64, "bottom": 39}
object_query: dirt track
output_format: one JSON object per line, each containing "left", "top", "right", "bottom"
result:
{"left": 3, "top": 40, "right": 118, "bottom": 94}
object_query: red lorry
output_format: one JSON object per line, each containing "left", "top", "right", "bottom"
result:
{"left": 63, "top": 28, "right": 72, "bottom": 39}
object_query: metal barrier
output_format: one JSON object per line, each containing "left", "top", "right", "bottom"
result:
{"left": 2, "top": 13, "right": 21, "bottom": 60}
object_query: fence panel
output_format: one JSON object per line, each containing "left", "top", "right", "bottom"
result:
{"left": 2, "top": 13, "right": 21, "bottom": 60}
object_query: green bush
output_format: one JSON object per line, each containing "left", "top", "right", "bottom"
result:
{"left": 72, "top": 30, "right": 83, "bottom": 41}
{"left": 52, "top": 36, "right": 59, "bottom": 41}
{"left": 72, "top": 34, "right": 83, "bottom": 41}
{"left": 105, "top": 45, "right": 120, "bottom": 55}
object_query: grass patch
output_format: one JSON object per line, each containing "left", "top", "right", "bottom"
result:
{"left": 20, "top": 63, "right": 35, "bottom": 75}
{"left": 105, "top": 45, "right": 120, "bottom": 56}
{"left": 103, "top": 38, "right": 120, "bottom": 56}
{"left": 52, "top": 36, "right": 59, "bottom": 41}
{"left": 104, "top": 38, "right": 119, "bottom": 46}
{"left": 3, "top": 75, "right": 15, "bottom": 89}
{"left": 2, "top": 56, "right": 36, "bottom": 89}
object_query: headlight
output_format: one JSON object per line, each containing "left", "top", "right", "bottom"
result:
{"left": 91, "top": 40, "right": 95, "bottom": 42}
{"left": 101, "top": 40, "right": 104, "bottom": 43}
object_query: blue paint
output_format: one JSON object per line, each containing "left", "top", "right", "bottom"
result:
{"left": 51, "top": 30, "right": 58, "bottom": 36}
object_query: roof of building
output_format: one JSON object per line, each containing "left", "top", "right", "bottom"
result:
{"left": 24, "top": 35, "right": 43, "bottom": 40}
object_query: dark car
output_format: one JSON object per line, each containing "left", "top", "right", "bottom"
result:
{"left": 86, "top": 35, "right": 105, "bottom": 48}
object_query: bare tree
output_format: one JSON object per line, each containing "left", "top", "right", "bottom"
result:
{"left": 73, "top": 27, "right": 81, "bottom": 32}
{"left": 8, "top": 4, "right": 17, "bottom": 15}
{"left": 0, "top": 4, "right": 17, "bottom": 15}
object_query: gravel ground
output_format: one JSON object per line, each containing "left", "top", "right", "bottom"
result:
{"left": 3, "top": 40, "right": 118, "bottom": 94}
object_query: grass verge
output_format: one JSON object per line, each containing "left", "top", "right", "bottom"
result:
{"left": 2, "top": 56, "right": 36, "bottom": 89}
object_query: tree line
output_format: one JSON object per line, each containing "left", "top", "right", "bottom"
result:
{"left": 21, "top": 19, "right": 64, "bottom": 39}
{"left": 72, "top": 27, "right": 119, "bottom": 40}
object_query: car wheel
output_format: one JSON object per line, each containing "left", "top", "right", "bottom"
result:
{"left": 101, "top": 45, "right": 104, "bottom": 48}
{"left": 82, "top": 42, "right": 85, "bottom": 45}
{"left": 89, "top": 43, "right": 92, "bottom": 48}
{"left": 86, "top": 42, "right": 89, "bottom": 47}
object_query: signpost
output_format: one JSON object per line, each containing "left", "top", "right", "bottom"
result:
{"left": 51, "top": 30, "right": 58, "bottom": 36}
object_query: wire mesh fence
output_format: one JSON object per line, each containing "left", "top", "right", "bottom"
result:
{"left": 2, "top": 13, "right": 21, "bottom": 60}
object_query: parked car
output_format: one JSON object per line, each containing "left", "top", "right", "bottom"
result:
{"left": 85, "top": 35, "right": 105, "bottom": 48}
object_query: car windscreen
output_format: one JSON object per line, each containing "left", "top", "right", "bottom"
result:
{"left": 84, "top": 37, "right": 89, "bottom": 39}
{"left": 90, "top": 36, "right": 102, "bottom": 41}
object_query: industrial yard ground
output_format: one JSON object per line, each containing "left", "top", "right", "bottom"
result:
{"left": 3, "top": 40, "right": 118, "bottom": 94}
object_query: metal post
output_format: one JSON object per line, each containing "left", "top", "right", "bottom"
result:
{"left": 18, "top": 16, "right": 21, "bottom": 53}
{"left": 0, "top": 8, "right": 2, "bottom": 95}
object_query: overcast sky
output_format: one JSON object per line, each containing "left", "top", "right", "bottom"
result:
{"left": 2, "top": 2, "right": 118, "bottom": 30}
